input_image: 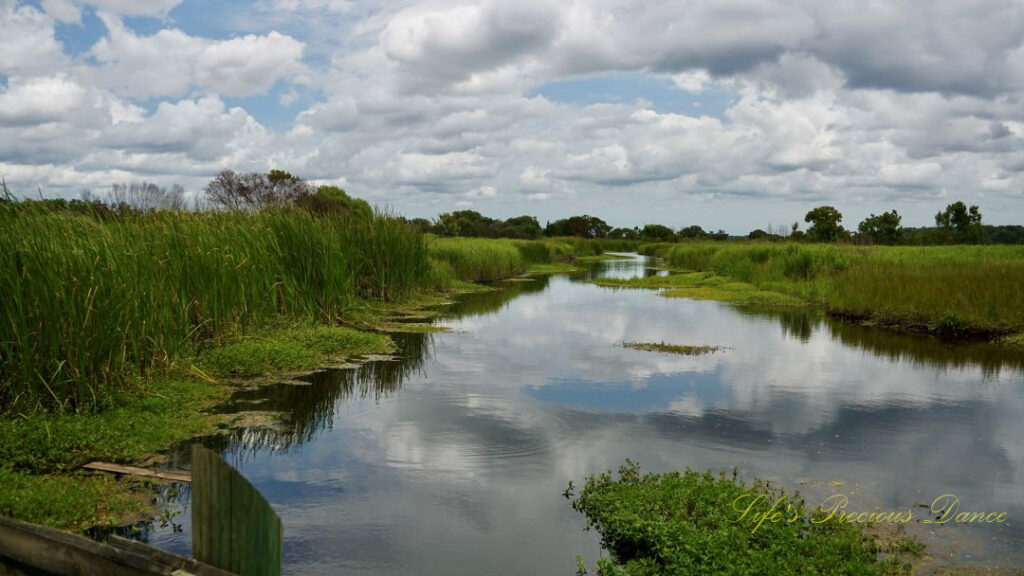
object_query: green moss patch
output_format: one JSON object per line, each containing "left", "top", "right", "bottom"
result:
{"left": 196, "top": 323, "right": 393, "bottom": 378}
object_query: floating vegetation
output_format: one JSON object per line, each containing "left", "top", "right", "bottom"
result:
{"left": 623, "top": 342, "right": 724, "bottom": 355}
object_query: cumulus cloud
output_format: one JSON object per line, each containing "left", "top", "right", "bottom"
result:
{"left": 3, "top": 0, "right": 1024, "bottom": 228}
{"left": 0, "top": 1, "right": 68, "bottom": 75}
{"left": 87, "top": 14, "right": 307, "bottom": 99}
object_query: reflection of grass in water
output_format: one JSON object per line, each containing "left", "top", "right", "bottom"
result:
{"left": 732, "top": 306, "right": 1024, "bottom": 377}
{"left": 568, "top": 461, "right": 924, "bottom": 576}
{"left": 623, "top": 342, "right": 723, "bottom": 356}
{"left": 592, "top": 271, "right": 806, "bottom": 307}
{"left": 200, "top": 331, "right": 434, "bottom": 456}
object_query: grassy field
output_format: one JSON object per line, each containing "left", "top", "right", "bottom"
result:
{"left": 641, "top": 242, "right": 1024, "bottom": 340}
{"left": 569, "top": 462, "right": 923, "bottom": 576}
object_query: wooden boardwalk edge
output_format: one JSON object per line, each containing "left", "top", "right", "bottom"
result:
{"left": 83, "top": 461, "right": 192, "bottom": 483}
{"left": 0, "top": 516, "right": 234, "bottom": 576}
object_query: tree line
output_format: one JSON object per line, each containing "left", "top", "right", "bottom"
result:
{"left": 3, "top": 173, "right": 1020, "bottom": 244}
{"left": 403, "top": 210, "right": 731, "bottom": 241}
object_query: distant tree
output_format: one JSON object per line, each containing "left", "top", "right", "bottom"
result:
{"left": 640, "top": 223, "right": 675, "bottom": 241}
{"left": 435, "top": 210, "right": 498, "bottom": 237}
{"left": 678, "top": 225, "right": 708, "bottom": 240}
{"left": 499, "top": 215, "right": 543, "bottom": 239}
{"left": 748, "top": 229, "right": 770, "bottom": 240}
{"left": 608, "top": 227, "right": 640, "bottom": 240}
{"left": 267, "top": 169, "right": 296, "bottom": 183}
{"left": 545, "top": 215, "right": 611, "bottom": 238}
{"left": 857, "top": 210, "right": 903, "bottom": 245}
{"left": 707, "top": 229, "right": 730, "bottom": 241}
{"left": 107, "top": 181, "right": 187, "bottom": 212}
{"left": 804, "top": 205, "right": 846, "bottom": 242}
{"left": 984, "top": 225, "right": 1024, "bottom": 244}
{"left": 935, "top": 201, "right": 984, "bottom": 244}
{"left": 405, "top": 217, "right": 434, "bottom": 234}
{"left": 205, "top": 170, "right": 314, "bottom": 210}
{"left": 296, "top": 185, "right": 373, "bottom": 219}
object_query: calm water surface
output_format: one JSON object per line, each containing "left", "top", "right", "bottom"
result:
{"left": 148, "top": 255, "right": 1024, "bottom": 574}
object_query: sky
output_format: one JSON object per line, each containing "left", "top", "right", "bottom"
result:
{"left": 2, "top": 0, "right": 1024, "bottom": 232}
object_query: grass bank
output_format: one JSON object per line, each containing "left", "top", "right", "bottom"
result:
{"left": 569, "top": 462, "right": 923, "bottom": 576}
{"left": 639, "top": 242, "right": 1024, "bottom": 340}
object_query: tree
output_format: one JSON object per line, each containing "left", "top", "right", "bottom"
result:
{"left": 499, "top": 215, "right": 543, "bottom": 239}
{"left": 435, "top": 210, "right": 498, "bottom": 237}
{"left": 608, "top": 227, "right": 639, "bottom": 240}
{"left": 707, "top": 229, "right": 729, "bottom": 241}
{"left": 804, "top": 205, "right": 846, "bottom": 242}
{"left": 748, "top": 229, "right": 770, "bottom": 240}
{"left": 296, "top": 185, "right": 373, "bottom": 219}
{"left": 640, "top": 223, "right": 675, "bottom": 241}
{"left": 935, "top": 201, "right": 984, "bottom": 244}
{"left": 857, "top": 210, "right": 903, "bottom": 245}
{"left": 678, "top": 225, "right": 708, "bottom": 240}
{"left": 205, "top": 170, "right": 314, "bottom": 210}
{"left": 545, "top": 215, "right": 611, "bottom": 238}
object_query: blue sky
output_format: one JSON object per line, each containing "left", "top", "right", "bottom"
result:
{"left": 2, "top": 0, "right": 1024, "bottom": 231}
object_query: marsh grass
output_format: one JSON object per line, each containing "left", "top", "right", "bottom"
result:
{"left": 569, "top": 461, "right": 921, "bottom": 576}
{"left": 645, "top": 243, "right": 1024, "bottom": 337}
{"left": 426, "top": 236, "right": 576, "bottom": 282}
{"left": 0, "top": 204, "right": 428, "bottom": 413}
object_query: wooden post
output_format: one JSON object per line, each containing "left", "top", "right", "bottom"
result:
{"left": 191, "top": 445, "right": 282, "bottom": 576}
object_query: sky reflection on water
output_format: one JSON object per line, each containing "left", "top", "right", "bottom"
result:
{"left": 149, "top": 256, "right": 1024, "bottom": 574}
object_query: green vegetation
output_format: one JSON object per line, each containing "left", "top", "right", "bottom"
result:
{"left": 623, "top": 342, "right": 723, "bottom": 355}
{"left": 196, "top": 323, "right": 393, "bottom": 379}
{"left": 568, "top": 462, "right": 921, "bottom": 576}
{"left": 643, "top": 242, "right": 1024, "bottom": 338}
{"left": 593, "top": 271, "right": 807, "bottom": 307}
{"left": 0, "top": 378, "right": 229, "bottom": 529}
{"left": 426, "top": 236, "right": 638, "bottom": 283}
{"left": 0, "top": 204, "right": 429, "bottom": 413}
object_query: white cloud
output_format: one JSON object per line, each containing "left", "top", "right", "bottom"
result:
{"left": 0, "top": 1, "right": 68, "bottom": 75}
{"left": 87, "top": 14, "right": 306, "bottom": 99}
{"left": 0, "top": 75, "right": 87, "bottom": 126}
{"left": 3, "top": 0, "right": 1024, "bottom": 228}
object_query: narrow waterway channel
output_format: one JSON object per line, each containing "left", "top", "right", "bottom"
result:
{"left": 144, "top": 255, "right": 1023, "bottom": 574}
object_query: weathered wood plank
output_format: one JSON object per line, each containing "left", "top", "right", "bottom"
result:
{"left": 83, "top": 461, "right": 192, "bottom": 483}
{"left": 0, "top": 516, "right": 232, "bottom": 576}
{"left": 192, "top": 445, "right": 282, "bottom": 576}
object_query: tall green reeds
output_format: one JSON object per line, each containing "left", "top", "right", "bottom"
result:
{"left": 0, "top": 204, "right": 429, "bottom": 413}
{"left": 646, "top": 242, "right": 1024, "bottom": 335}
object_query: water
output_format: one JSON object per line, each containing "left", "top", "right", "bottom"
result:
{"left": 147, "top": 255, "right": 1024, "bottom": 573}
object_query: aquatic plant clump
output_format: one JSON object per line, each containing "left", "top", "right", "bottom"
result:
{"left": 623, "top": 342, "right": 723, "bottom": 355}
{"left": 568, "top": 462, "right": 919, "bottom": 576}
